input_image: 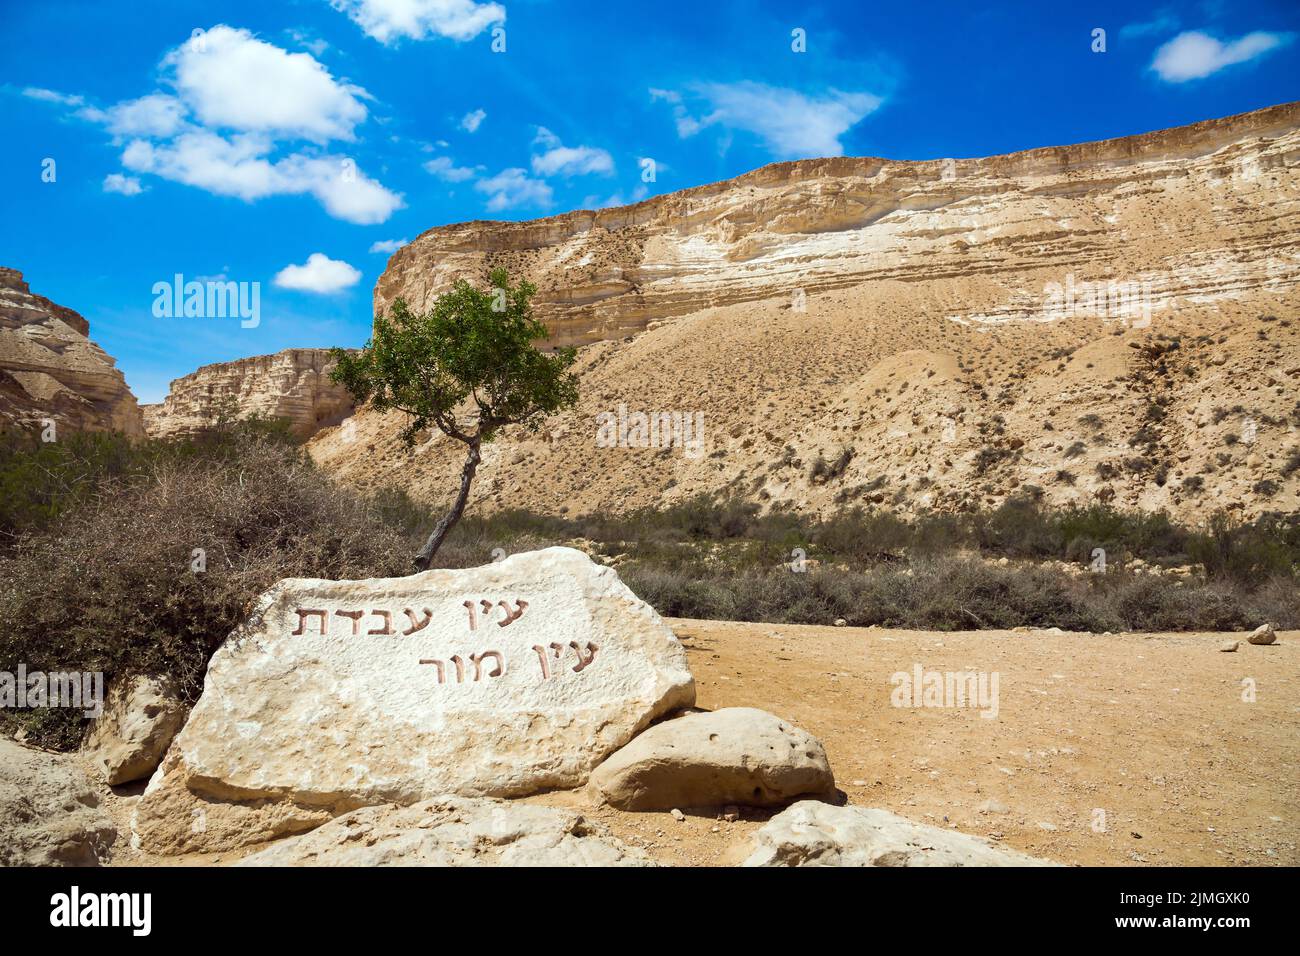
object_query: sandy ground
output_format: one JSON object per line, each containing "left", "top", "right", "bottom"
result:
{"left": 102, "top": 621, "right": 1298, "bottom": 867}
{"left": 534, "top": 620, "right": 1300, "bottom": 866}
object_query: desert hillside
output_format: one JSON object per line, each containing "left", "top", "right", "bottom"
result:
{"left": 310, "top": 102, "right": 1300, "bottom": 523}
{"left": 0, "top": 268, "right": 143, "bottom": 437}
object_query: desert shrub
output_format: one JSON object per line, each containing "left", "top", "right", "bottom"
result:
{"left": 972, "top": 499, "right": 1060, "bottom": 557}
{"left": 1187, "top": 511, "right": 1298, "bottom": 585}
{"left": 0, "top": 432, "right": 411, "bottom": 749}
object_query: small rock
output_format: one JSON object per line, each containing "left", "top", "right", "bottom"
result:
{"left": 1220, "top": 640, "right": 1239, "bottom": 653}
{"left": 590, "top": 707, "right": 835, "bottom": 811}
{"left": 742, "top": 803, "right": 1058, "bottom": 867}
{"left": 1247, "top": 623, "right": 1277, "bottom": 645}
{"left": 82, "top": 675, "right": 186, "bottom": 785}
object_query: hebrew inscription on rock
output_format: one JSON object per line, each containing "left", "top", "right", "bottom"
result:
{"left": 133, "top": 548, "right": 696, "bottom": 855}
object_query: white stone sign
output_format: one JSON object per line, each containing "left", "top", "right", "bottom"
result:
{"left": 132, "top": 548, "right": 695, "bottom": 854}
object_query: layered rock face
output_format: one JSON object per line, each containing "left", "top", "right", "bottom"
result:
{"left": 143, "top": 348, "right": 354, "bottom": 440}
{"left": 314, "top": 103, "right": 1300, "bottom": 522}
{"left": 0, "top": 268, "right": 144, "bottom": 436}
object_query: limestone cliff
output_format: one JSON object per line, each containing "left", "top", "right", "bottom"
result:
{"left": 313, "top": 102, "right": 1300, "bottom": 521}
{"left": 0, "top": 268, "right": 144, "bottom": 437}
{"left": 143, "top": 349, "right": 354, "bottom": 441}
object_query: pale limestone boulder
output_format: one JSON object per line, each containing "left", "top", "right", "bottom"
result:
{"left": 237, "top": 796, "right": 654, "bottom": 867}
{"left": 82, "top": 675, "right": 185, "bottom": 785}
{"left": 589, "top": 707, "right": 835, "bottom": 810}
{"left": 0, "top": 740, "right": 116, "bottom": 866}
{"left": 133, "top": 547, "right": 695, "bottom": 854}
{"left": 742, "top": 802, "right": 1059, "bottom": 867}
{"left": 1248, "top": 623, "right": 1277, "bottom": 645}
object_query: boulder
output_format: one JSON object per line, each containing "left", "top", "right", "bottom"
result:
{"left": 0, "top": 739, "right": 116, "bottom": 866}
{"left": 742, "top": 801, "right": 1058, "bottom": 867}
{"left": 82, "top": 675, "right": 185, "bottom": 785}
{"left": 589, "top": 707, "right": 835, "bottom": 810}
{"left": 133, "top": 548, "right": 695, "bottom": 854}
{"left": 1247, "top": 623, "right": 1277, "bottom": 645}
{"left": 237, "top": 796, "right": 653, "bottom": 867}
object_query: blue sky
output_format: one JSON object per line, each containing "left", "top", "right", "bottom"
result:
{"left": 3, "top": 0, "right": 1298, "bottom": 403}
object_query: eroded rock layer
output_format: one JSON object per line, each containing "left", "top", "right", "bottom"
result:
{"left": 0, "top": 268, "right": 144, "bottom": 436}
{"left": 313, "top": 103, "right": 1300, "bottom": 521}
{"left": 143, "top": 348, "right": 355, "bottom": 441}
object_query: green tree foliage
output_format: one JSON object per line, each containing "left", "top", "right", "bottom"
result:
{"left": 331, "top": 269, "right": 579, "bottom": 570}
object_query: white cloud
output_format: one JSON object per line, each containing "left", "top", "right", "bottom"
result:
{"left": 331, "top": 0, "right": 505, "bottom": 44}
{"left": 662, "top": 81, "right": 881, "bottom": 158}
{"left": 1151, "top": 30, "right": 1292, "bottom": 82}
{"left": 274, "top": 252, "right": 362, "bottom": 293}
{"left": 423, "top": 155, "right": 480, "bottom": 181}
{"left": 103, "top": 173, "right": 144, "bottom": 196}
{"left": 369, "top": 238, "right": 409, "bottom": 253}
{"left": 530, "top": 127, "right": 614, "bottom": 176}
{"left": 460, "top": 108, "right": 486, "bottom": 132}
{"left": 474, "top": 168, "right": 553, "bottom": 211}
{"left": 22, "top": 26, "right": 402, "bottom": 224}
{"left": 163, "top": 25, "right": 368, "bottom": 142}
{"left": 122, "top": 130, "right": 403, "bottom": 224}
{"left": 289, "top": 29, "right": 331, "bottom": 57}
{"left": 1120, "top": 15, "right": 1179, "bottom": 40}
{"left": 22, "top": 87, "right": 84, "bottom": 106}
{"left": 79, "top": 94, "right": 186, "bottom": 139}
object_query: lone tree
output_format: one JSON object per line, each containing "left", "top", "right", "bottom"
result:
{"left": 330, "top": 268, "right": 578, "bottom": 571}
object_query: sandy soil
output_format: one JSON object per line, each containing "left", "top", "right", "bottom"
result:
{"left": 103, "top": 621, "right": 1297, "bottom": 867}
{"left": 534, "top": 620, "right": 1299, "bottom": 867}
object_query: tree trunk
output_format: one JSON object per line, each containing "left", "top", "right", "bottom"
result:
{"left": 413, "top": 439, "right": 480, "bottom": 572}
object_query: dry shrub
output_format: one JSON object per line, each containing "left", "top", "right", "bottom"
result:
{"left": 0, "top": 433, "right": 411, "bottom": 749}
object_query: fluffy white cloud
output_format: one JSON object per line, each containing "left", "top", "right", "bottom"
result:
{"left": 369, "top": 238, "right": 409, "bottom": 253}
{"left": 79, "top": 94, "right": 186, "bottom": 139}
{"left": 274, "top": 252, "right": 362, "bottom": 292}
{"left": 1151, "top": 30, "right": 1291, "bottom": 82}
{"left": 460, "top": 108, "right": 486, "bottom": 132}
{"left": 331, "top": 0, "right": 505, "bottom": 44}
{"left": 474, "top": 168, "right": 553, "bottom": 211}
{"left": 661, "top": 81, "right": 881, "bottom": 158}
{"left": 423, "top": 155, "right": 479, "bottom": 181}
{"left": 22, "top": 87, "right": 84, "bottom": 106}
{"left": 122, "top": 130, "right": 403, "bottom": 224}
{"left": 531, "top": 127, "right": 614, "bottom": 176}
{"left": 21, "top": 26, "right": 400, "bottom": 223}
{"left": 164, "top": 25, "right": 368, "bottom": 142}
{"left": 103, "top": 173, "right": 144, "bottom": 195}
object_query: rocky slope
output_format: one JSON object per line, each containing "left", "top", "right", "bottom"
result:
{"left": 312, "top": 102, "right": 1300, "bottom": 521}
{"left": 0, "top": 268, "right": 144, "bottom": 437}
{"left": 144, "top": 349, "right": 355, "bottom": 441}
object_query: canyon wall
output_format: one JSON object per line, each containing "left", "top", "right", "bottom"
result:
{"left": 144, "top": 349, "right": 355, "bottom": 441}
{"left": 0, "top": 268, "right": 144, "bottom": 437}
{"left": 314, "top": 102, "right": 1300, "bottom": 522}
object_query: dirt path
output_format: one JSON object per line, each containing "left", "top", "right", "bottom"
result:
{"left": 544, "top": 620, "right": 1297, "bottom": 866}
